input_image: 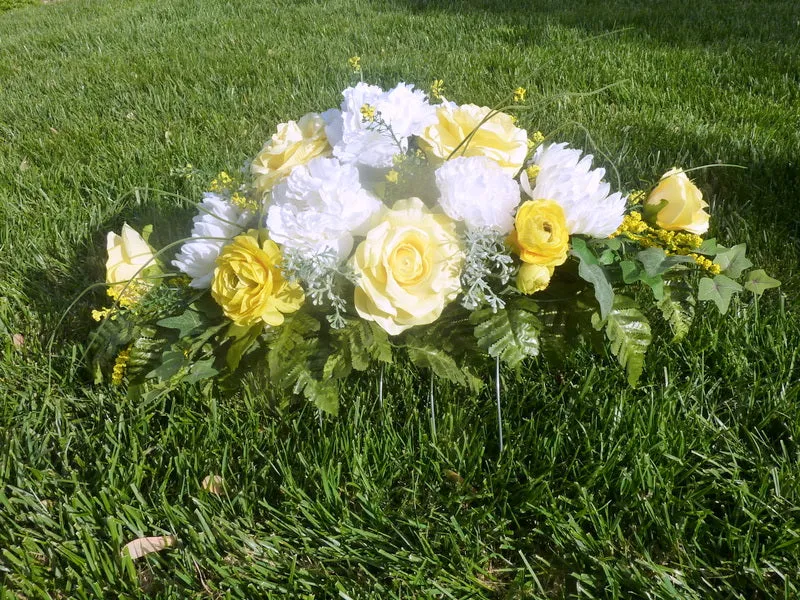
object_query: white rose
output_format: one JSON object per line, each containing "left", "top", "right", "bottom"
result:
{"left": 434, "top": 156, "right": 521, "bottom": 233}
{"left": 328, "top": 82, "right": 437, "bottom": 169}
{"left": 172, "top": 193, "right": 250, "bottom": 288}
{"left": 267, "top": 157, "right": 383, "bottom": 261}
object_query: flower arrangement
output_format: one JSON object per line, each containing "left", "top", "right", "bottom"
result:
{"left": 91, "top": 69, "right": 780, "bottom": 414}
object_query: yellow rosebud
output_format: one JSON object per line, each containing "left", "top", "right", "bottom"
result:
{"left": 105, "top": 224, "right": 159, "bottom": 306}
{"left": 509, "top": 200, "right": 570, "bottom": 267}
{"left": 645, "top": 169, "right": 710, "bottom": 235}
{"left": 517, "top": 263, "right": 554, "bottom": 295}
{"left": 250, "top": 114, "right": 331, "bottom": 195}
{"left": 351, "top": 198, "right": 464, "bottom": 336}
{"left": 211, "top": 232, "right": 304, "bottom": 328}
{"left": 419, "top": 104, "right": 528, "bottom": 175}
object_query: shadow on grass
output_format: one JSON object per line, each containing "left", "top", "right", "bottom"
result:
{"left": 391, "top": 0, "right": 800, "bottom": 52}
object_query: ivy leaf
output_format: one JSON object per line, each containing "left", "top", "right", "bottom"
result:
{"left": 698, "top": 275, "right": 743, "bottom": 314}
{"left": 697, "top": 238, "right": 719, "bottom": 255}
{"left": 744, "top": 269, "right": 781, "bottom": 296}
{"left": 658, "top": 278, "right": 696, "bottom": 343}
{"left": 572, "top": 238, "right": 614, "bottom": 319}
{"left": 636, "top": 248, "right": 668, "bottom": 277}
{"left": 713, "top": 244, "right": 752, "bottom": 278}
{"left": 592, "top": 295, "right": 651, "bottom": 387}
{"left": 147, "top": 350, "right": 185, "bottom": 381}
{"left": 471, "top": 297, "right": 541, "bottom": 368}
{"left": 184, "top": 358, "right": 219, "bottom": 385}
{"left": 405, "top": 343, "right": 468, "bottom": 387}
{"left": 226, "top": 324, "right": 262, "bottom": 372}
{"left": 157, "top": 310, "right": 205, "bottom": 338}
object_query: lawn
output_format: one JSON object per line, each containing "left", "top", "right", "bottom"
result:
{"left": 1, "top": 0, "right": 799, "bottom": 597}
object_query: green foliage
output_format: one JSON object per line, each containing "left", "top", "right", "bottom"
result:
{"left": 745, "top": 269, "right": 781, "bottom": 296}
{"left": 698, "top": 274, "right": 743, "bottom": 314}
{"left": 471, "top": 297, "right": 541, "bottom": 368}
{"left": 714, "top": 243, "right": 752, "bottom": 278}
{"left": 658, "top": 277, "right": 696, "bottom": 343}
{"left": 572, "top": 237, "right": 614, "bottom": 318}
{"left": 593, "top": 295, "right": 652, "bottom": 387}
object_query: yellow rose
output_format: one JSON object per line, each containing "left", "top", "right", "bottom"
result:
{"left": 351, "top": 198, "right": 464, "bottom": 335}
{"left": 250, "top": 113, "right": 331, "bottom": 195}
{"left": 211, "top": 231, "right": 304, "bottom": 327}
{"left": 510, "top": 200, "right": 570, "bottom": 267}
{"left": 517, "top": 263, "right": 554, "bottom": 295}
{"left": 419, "top": 104, "right": 528, "bottom": 175}
{"left": 106, "top": 223, "right": 159, "bottom": 306}
{"left": 645, "top": 168, "right": 710, "bottom": 235}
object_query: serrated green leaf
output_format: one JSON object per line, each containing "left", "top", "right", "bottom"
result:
{"left": 267, "top": 312, "right": 321, "bottom": 389}
{"left": 713, "top": 244, "right": 752, "bottom": 278}
{"left": 405, "top": 344, "right": 467, "bottom": 387}
{"left": 295, "top": 372, "right": 339, "bottom": 415}
{"left": 658, "top": 278, "right": 696, "bottom": 343}
{"left": 744, "top": 269, "right": 781, "bottom": 296}
{"left": 595, "top": 295, "right": 651, "bottom": 387}
{"left": 323, "top": 353, "right": 351, "bottom": 380}
{"left": 157, "top": 310, "right": 205, "bottom": 338}
{"left": 334, "top": 319, "right": 392, "bottom": 371}
{"left": 226, "top": 324, "right": 262, "bottom": 372}
{"left": 470, "top": 297, "right": 541, "bottom": 368}
{"left": 698, "top": 275, "right": 743, "bottom": 314}
{"left": 572, "top": 238, "right": 614, "bottom": 319}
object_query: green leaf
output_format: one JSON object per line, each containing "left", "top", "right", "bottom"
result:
{"left": 226, "top": 324, "right": 262, "bottom": 372}
{"left": 698, "top": 275, "right": 743, "bottom": 314}
{"left": 636, "top": 247, "right": 668, "bottom": 277}
{"left": 267, "top": 312, "right": 321, "bottom": 389}
{"left": 157, "top": 310, "right": 205, "bottom": 338}
{"left": 323, "top": 353, "right": 351, "bottom": 380}
{"left": 744, "top": 269, "right": 781, "bottom": 296}
{"left": 713, "top": 244, "right": 752, "bottom": 278}
{"left": 405, "top": 343, "right": 468, "bottom": 387}
{"left": 147, "top": 350, "right": 185, "bottom": 381}
{"left": 470, "top": 297, "right": 541, "bottom": 368}
{"left": 184, "top": 359, "right": 219, "bottom": 385}
{"left": 641, "top": 198, "right": 668, "bottom": 223}
{"left": 658, "top": 278, "right": 696, "bottom": 343}
{"left": 592, "top": 295, "right": 651, "bottom": 387}
{"left": 572, "top": 238, "right": 614, "bottom": 319}
{"left": 295, "top": 372, "right": 339, "bottom": 415}
{"left": 334, "top": 319, "right": 392, "bottom": 371}
{"left": 697, "top": 238, "right": 719, "bottom": 255}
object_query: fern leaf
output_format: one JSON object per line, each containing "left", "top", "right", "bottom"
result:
{"left": 594, "top": 295, "right": 651, "bottom": 387}
{"left": 266, "top": 312, "right": 320, "bottom": 389}
{"left": 658, "top": 278, "right": 695, "bottom": 343}
{"left": 470, "top": 297, "right": 541, "bottom": 368}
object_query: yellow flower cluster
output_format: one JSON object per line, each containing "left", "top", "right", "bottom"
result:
{"left": 430, "top": 79, "right": 445, "bottom": 100}
{"left": 513, "top": 87, "right": 527, "bottom": 103}
{"left": 348, "top": 55, "right": 361, "bottom": 73}
{"left": 230, "top": 191, "right": 258, "bottom": 212}
{"left": 612, "top": 212, "right": 719, "bottom": 273}
{"left": 360, "top": 103, "right": 376, "bottom": 122}
{"left": 112, "top": 347, "right": 131, "bottom": 386}
{"left": 210, "top": 171, "right": 233, "bottom": 192}
{"left": 525, "top": 164, "right": 541, "bottom": 182}
{"left": 527, "top": 130, "right": 545, "bottom": 149}
{"left": 92, "top": 307, "right": 118, "bottom": 322}
{"left": 627, "top": 189, "right": 646, "bottom": 205}
{"left": 385, "top": 169, "right": 399, "bottom": 184}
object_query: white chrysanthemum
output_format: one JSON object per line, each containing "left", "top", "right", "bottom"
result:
{"left": 267, "top": 157, "right": 383, "bottom": 261}
{"left": 521, "top": 142, "right": 626, "bottom": 238}
{"left": 172, "top": 193, "right": 251, "bottom": 288}
{"left": 435, "top": 156, "right": 521, "bottom": 234}
{"left": 325, "top": 82, "right": 437, "bottom": 169}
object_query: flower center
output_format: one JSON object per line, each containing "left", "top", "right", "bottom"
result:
{"left": 389, "top": 240, "right": 428, "bottom": 286}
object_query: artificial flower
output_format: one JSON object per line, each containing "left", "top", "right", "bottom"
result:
{"left": 172, "top": 193, "right": 251, "bottom": 288}
{"left": 106, "top": 223, "right": 160, "bottom": 306}
{"left": 267, "top": 157, "right": 382, "bottom": 261}
{"left": 351, "top": 197, "right": 463, "bottom": 335}
{"left": 420, "top": 103, "right": 528, "bottom": 175}
{"left": 645, "top": 168, "right": 710, "bottom": 234}
{"left": 510, "top": 199, "right": 569, "bottom": 267}
{"left": 521, "top": 142, "right": 626, "bottom": 238}
{"left": 325, "top": 82, "right": 437, "bottom": 169}
{"left": 517, "top": 263, "right": 554, "bottom": 294}
{"left": 250, "top": 113, "right": 331, "bottom": 195}
{"left": 434, "top": 156, "right": 521, "bottom": 234}
{"left": 211, "top": 231, "right": 304, "bottom": 327}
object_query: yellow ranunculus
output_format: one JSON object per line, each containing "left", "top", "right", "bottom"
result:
{"left": 419, "top": 104, "right": 528, "bottom": 175}
{"left": 645, "top": 168, "right": 710, "bottom": 235}
{"left": 510, "top": 200, "right": 570, "bottom": 267}
{"left": 211, "top": 231, "right": 304, "bottom": 327}
{"left": 106, "top": 223, "right": 159, "bottom": 306}
{"left": 351, "top": 198, "right": 463, "bottom": 336}
{"left": 517, "top": 263, "right": 554, "bottom": 295}
{"left": 250, "top": 113, "right": 331, "bottom": 195}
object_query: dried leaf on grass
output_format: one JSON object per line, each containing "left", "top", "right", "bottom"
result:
{"left": 202, "top": 474, "right": 225, "bottom": 495}
{"left": 121, "top": 535, "right": 177, "bottom": 560}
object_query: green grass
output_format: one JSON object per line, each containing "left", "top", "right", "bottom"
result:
{"left": 1, "top": 0, "right": 799, "bottom": 597}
